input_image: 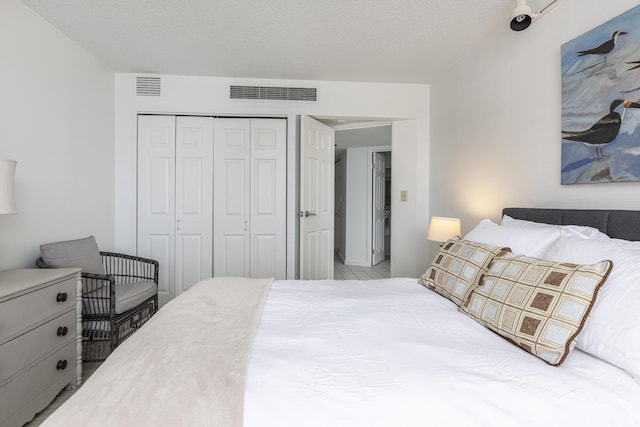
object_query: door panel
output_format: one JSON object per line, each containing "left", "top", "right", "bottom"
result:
{"left": 214, "top": 119, "right": 251, "bottom": 277}
{"left": 137, "top": 115, "right": 176, "bottom": 305}
{"left": 177, "top": 234, "right": 205, "bottom": 292}
{"left": 224, "top": 235, "right": 247, "bottom": 277}
{"left": 372, "top": 152, "right": 386, "bottom": 265}
{"left": 253, "top": 235, "right": 277, "bottom": 278}
{"left": 148, "top": 158, "right": 172, "bottom": 215}
{"left": 224, "top": 159, "right": 247, "bottom": 216}
{"left": 300, "top": 116, "right": 335, "bottom": 280}
{"left": 250, "top": 119, "right": 286, "bottom": 279}
{"left": 254, "top": 159, "right": 276, "bottom": 215}
{"left": 146, "top": 235, "right": 172, "bottom": 301}
{"left": 175, "top": 116, "right": 213, "bottom": 294}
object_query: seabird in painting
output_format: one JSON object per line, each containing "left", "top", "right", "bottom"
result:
{"left": 576, "top": 31, "right": 627, "bottom": 62}
{"left": 562, "top": 99, "right": 640, "bottom": 157}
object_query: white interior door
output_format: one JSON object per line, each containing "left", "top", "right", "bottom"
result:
{"left": 213, "top": 118, "right": 251, "bottom": 277}
{"left": 250, "top": 119, "right": 287, "bottom": 278}
{"left": 175, "top": 116, "right": 213, "bottom": 294}
{"left": 137, "top": 115, "right": 176, "bottom": 305}
{"left": 372, "top": 152, "right": 386, "bottom": 265}
{"left": 300, "top": 116, "right": 335, "bottom": 280}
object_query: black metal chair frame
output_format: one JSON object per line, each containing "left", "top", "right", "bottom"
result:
{"left": 37, "top": 252, "right": 159, "bottom": 361}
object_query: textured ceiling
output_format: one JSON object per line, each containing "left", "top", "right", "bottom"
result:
{"left": 22, "top": 0, "right": 539, "bottom": 84}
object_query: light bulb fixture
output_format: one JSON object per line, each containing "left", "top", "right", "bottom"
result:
{"left": 0, "top": 159, "right": 17, "bottom": 215}
{"left": 510, "top": 0, "right": 561, "bottom": 32}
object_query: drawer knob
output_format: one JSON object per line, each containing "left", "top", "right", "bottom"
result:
{"left": 56, "top": 360, "right": 68, "bottom": 370}
{"left": 56, "top": 292, "right": 68, "bottom": 303}
{"left": 57, "top": 326, "right": 68, "bottom": 336}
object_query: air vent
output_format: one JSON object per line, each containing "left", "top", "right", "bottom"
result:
{"left": 230, "top": 85, "right": 317, "bottom": 102}
{"left": 136, "top": 77, "right": 161, "bottom": 97}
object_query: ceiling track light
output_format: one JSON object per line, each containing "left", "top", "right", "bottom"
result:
{"left": 510, "top": 0, "right": 561, "bottom": 32}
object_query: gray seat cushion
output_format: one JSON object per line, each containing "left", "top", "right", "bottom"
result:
{"left": 85, "top": 281, "right": 157, "bottom": 315}
{"left": 115, "top": 281, "right": 157, "bottom": 314}
{"left": 40, "top": 236, "right": 105, "bottom": 275}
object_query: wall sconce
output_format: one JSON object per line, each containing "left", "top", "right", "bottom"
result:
{"left": 427, "top": 216, "right": 461, "bottom": 243}
{"left": 0, "top": 159, "right": 17, "bottom": 215}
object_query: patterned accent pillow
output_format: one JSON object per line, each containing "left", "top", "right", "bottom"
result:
{"left": 419, "top": 238, "right": 511, "bottom": 306}
{"left": 460, "top": 252, "right": 613, "bottom": 366}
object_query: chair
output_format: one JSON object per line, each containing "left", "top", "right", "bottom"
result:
{"left": 37, "top": 236, "right": 159, "bottom": 361}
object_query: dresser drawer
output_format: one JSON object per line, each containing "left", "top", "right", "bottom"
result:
{"left": 0, "top": 276, "right": 76, "bottom": 345}
{"left": 0, "top": 342, "right": 76, "bottom": 425}
{"left": 0, "top": 310, "right": 76, "bottom": 385}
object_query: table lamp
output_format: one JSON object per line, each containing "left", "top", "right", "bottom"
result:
{"left": 427, "top": 216, "right": 461, "bottom": 243}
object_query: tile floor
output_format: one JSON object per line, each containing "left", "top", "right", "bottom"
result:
{"left": 333, "top": 255, "right": 390, "bottom": 280}
{"left": 25, "top": 362, "right": 101, "bottom": 426}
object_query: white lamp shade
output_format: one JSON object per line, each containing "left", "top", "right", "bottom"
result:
{"left": 0, "top": 159, "right": 17, "bottom": 215}
{"left": 427, "top": 216, "right": 461, "bottom": 242}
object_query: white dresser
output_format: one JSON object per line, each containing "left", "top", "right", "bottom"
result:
{"left": 0, "top": 268, "right": 82, "bottom": 427}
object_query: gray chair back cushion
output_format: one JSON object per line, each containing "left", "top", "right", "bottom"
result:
{"left": 40, "top": 236, "right": 105, "bottom": 275}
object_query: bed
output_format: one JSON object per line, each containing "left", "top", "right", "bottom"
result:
{"left": 40, "top": 208, "right": 640, "bottom": 426}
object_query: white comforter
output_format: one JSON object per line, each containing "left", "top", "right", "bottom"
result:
{"left": 42, "top": 278, "right": 640, "bottom": 426}
{"left": 245, "top": 279, "right": 640, "bottom": 427}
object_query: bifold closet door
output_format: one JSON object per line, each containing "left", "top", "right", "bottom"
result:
{"left": 213, "top": 119, "right": 251, "bottom": 276}
{"left": 213, "top": 118, "right": 286, "bottom": 278}
{"left": 137, "top": 115, "right": 176, "bottom": 305}
{"left": 138, "top": 115, "right": 213, "bottom": 305}
{"left": 174, "top": 116, "right": 213, "bottom": 294}
{"left": 250, "top": 119, "right": 287, "bottom": 278}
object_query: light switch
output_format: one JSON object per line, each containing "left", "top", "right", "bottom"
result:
{"left": 400, "top": 190, "right": 408, "bottom": 201}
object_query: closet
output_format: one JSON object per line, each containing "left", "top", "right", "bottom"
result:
{"left": 137, "top": 115, "right": 286, "bottom": 305}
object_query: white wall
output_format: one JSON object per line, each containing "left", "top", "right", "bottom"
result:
{"left": 0, "top": 0, "right": 115, "bottom": 269}
{"left": 334, "top": 151, "right": 347, "bottom": 261}
{"left": 115, "top": 74, "right": 429, "bottom": 278}
{"left": 344, "top": 148, "right": 369, "bottom": 266}
{"left": 430, "top": 0, "right": 640, "bottom": 249}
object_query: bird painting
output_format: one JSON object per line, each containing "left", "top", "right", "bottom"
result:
{"left": 562, "top": 99, "right": 640, "bottom": 158}
{"left": 562, "top": 4, "right": 640, "bottom": 184}
{"left": 576, "top": 30, "right": 627, "bottom": 62}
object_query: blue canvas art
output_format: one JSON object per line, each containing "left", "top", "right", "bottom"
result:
{"left": 561, "top": 5, "right": 640, "bottom": 184}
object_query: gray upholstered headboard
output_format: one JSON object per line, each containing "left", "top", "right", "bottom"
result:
{"left": 502, "top": 208, "right": 640, "bottom": 241}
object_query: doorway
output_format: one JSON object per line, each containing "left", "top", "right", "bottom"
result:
{"left": 330, "top": 123, "right": 392, "bottom": 275}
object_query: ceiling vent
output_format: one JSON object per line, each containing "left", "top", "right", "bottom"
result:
{"left": 136, "top": 77, "right": 161, "bottom": 97}
{"left": 230, "top": 85, "right": 317, "bottom": 102}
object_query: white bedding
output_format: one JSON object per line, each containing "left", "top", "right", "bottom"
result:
{"left": 245, "top": 278, "right": 640, "bottom": 427}
{"left": 42, "top": 278, "right": 640, "bottom": 426}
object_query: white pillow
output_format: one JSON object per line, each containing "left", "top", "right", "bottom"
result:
{"left": 464, "top": 219, "right": 561, "bottom": 259}
{"left": 501, "top": 214, "right": 609, "bottom": 240}
{"left": 545, "top": 235, "right": 640, "bottom": 381}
